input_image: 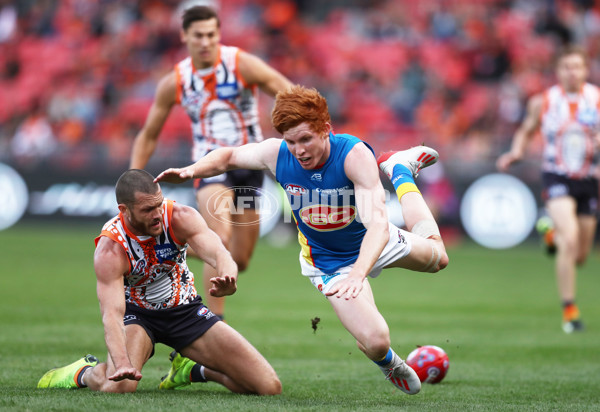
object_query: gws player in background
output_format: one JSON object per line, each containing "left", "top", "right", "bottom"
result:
{"left": 497, "top": 46, "right": 600, "bottom": 333}
{"left": 129, "top": 5, "right": 293, "bottom": 321}
{"left": 156, "top": 85, "right": 449, "bottom": 395}
{"left": 37, "top": 170, "right": 281, "bottom": 395}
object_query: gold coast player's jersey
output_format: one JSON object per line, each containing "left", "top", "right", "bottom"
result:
{"left": 174, "top": 45, "right": 263, "bottom": 161}
{"left": 95, "top": 199, "right": 197, "bottom": 310}
{"left": 540, "top": 83, "right": 600, "bottom": 178}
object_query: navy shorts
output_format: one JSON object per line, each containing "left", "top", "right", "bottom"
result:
{"left": 542, "top": 172, "right": 599, "bottom": 216}
{"left": 123, "top": 297, "right": 220, "bottom": 354}
{"left": 194, "top": 169, "right": 264, "bottom": 209}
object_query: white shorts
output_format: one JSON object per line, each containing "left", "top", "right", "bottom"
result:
{"left": 301, "top": 222, "right": 412, "bottom": 295}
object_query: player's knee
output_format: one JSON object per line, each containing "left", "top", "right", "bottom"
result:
{"left": 232, "top": 243, "right": 257, "bottom": 272}
{"left": 256, "top": 376, "right": 282, "bottom": 396}
{"left": 358, "top": 333, "right": 390, "bottom": 357}
{"left": 559, "top": 235, "right": 577, "bottom": 255}
{"left": 435, "top": 251, "right": 449, "bottom": 272}
{"left": 423, "top": 245, "right": 449, "bottom": 273}
{"left": 234, "top": 256, "right": 250, "bottom": 272}
{"left": 575, "top": 254, "right": 588, "bottom": 266}
{"left": 245, "top": 361, "right": 281, "bottom": 395}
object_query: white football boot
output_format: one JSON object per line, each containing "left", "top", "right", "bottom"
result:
{"left": 377, "top": 146, "right": 439, "bottom": 180}
{"left": 380, "top": 357, "right": 421, "bottom": 395}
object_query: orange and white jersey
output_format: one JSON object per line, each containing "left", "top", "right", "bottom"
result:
{"left": 540, "top": 83, "right": 600, "bottom": 178}
{"left": 95, "top": 199, "right": 197, "bottom": 310}
{"left": 175, "top": 45, "right": 263, "bottom": 161}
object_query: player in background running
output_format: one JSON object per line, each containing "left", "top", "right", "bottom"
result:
{"left": 129, "top": 5, "right": 293, "bottom": 321}
{"left": 497, "top": 46, "right": 599, "bottom": 333}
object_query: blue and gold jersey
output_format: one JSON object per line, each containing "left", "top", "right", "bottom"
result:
{"left": 275, "top": 133, "right": 374, "bottom": 274}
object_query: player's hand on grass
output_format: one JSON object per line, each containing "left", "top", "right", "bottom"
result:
{"left": 154, "top": 167, "right": 194, "bottom": 184}
{"left": 108, "top": 366, "right": 142, "bottom": 382}
{"left": 209, "top": 275, "right": 237, "bottom": 297}
{"left": 325, "top": 275, "right": 364, "bottom": 300}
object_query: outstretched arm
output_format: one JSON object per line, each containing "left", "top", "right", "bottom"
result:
{"left": 171, "top": 204, "right": 239, "bottom": 297}
{"left": 129, "top": 73, "right": 177, "bottom": 169}
{"left": 154, "top": 138, "right": 282, "bottom": 184}
{"left": 325, "top": 143, "right": 390, "bottom": 300}
{"left": 94, "top": 238, "right": 143, "bottom": 382}
{"left": 496, "top": 93, "right": 543, "bottom": 172}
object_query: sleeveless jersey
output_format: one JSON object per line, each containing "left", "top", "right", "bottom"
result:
{"left": 174, "top": 45, "right": 263, "bottom": 161}
{"left": 94, "top": 199, "right": 197, "bottom": 310}
{"left": 275, "top": 133, "right": 374, "bottom": 274}
{"left": 540, "top": 83, "right": 600, "bottom": 179}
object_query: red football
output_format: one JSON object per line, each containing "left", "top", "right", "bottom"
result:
{"left": 406, "top": 345, "right": 450, "bottom": 384}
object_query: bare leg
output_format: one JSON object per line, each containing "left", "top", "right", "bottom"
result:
{"left": 196, "top": 185, "right": 234, "bottom": 317}
{"left": 378, "top": 146, "right": 449, "bottom": 272}
{"left": 576, "top": 215, "right": 597, "bottom": 266}
{"left": 385, "top": 191, "right": 449, "bottom": 272}
{"left": 547, "top": 197, "right": 579, "bottom": 302}
{"left": 399, "top": 191, "right": 437, "bottom": 233}
{"left": 83, "top": 325, "right": 153, "bottom": 393}
{"left": 326, "top": 278, "right": 421, "bottom": 394}
{"left": 328, "top": 279, "right": 390, "bottom": 361}
{"left": 231, "top": 209, "right": 261, "bottom": 272}
{"left": 180, "top": 322, "right": 281, "bottom": 395}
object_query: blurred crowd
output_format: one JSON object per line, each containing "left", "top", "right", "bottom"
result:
{"left": 1, "top": 0, "right": 600, "bottom": 179}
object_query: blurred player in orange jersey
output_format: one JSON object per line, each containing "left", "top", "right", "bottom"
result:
{"left": 497, "top": 46, "right": 600, "bottom": 333}
{"left": 129, "top": 5, "right": 292, "bottom": 321}
{"left": 37, "top": 169, "right": 281, "bottom": 394}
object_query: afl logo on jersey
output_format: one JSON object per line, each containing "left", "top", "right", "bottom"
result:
{"left": 197, "top": 307, "right": 215, "bottom": 319}
{"left": 285, "top": 184, "right": 308, "bottom": 196}
{"left": 577, "top": 107, "right": 598, "bottom": 126}
{"left": 299, "top": 205, "right": 356, "bottom": 231}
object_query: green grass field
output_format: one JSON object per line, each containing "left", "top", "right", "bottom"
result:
{"left": 1, "top": 223, "right": 599, "bottom": 411}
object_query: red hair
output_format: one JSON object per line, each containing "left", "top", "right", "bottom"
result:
{"left": 272, "top": 85, "right": 331, "bottom": 135}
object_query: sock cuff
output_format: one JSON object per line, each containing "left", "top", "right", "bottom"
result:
{"left": 391, "top": 164, "right": 416, "bottom": 187}
{"left": 395, "top": 182, "right": 421, "bottom": 200}
{"left": 373, "top": 348, "right": 394, "bottom": 367}
{"left": 75, "top": 365, "right": 92, "bottom": 388}
{"left": 190, "top": 364, "right": 207, "bottom": 383}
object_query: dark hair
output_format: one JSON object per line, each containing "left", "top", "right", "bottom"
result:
{"left": 182, "top": 5, "right": 220, "bottom": 30}
{"left": 272, "top": 85, "right": 331, "bottom": 135}
{"left": 115, "top": 169, "right": 159, "bottom": 206}
{"left": 555, "top": 44, "right": 588, "bottom": 66}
